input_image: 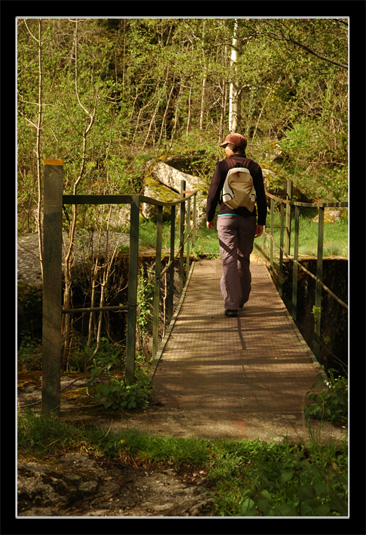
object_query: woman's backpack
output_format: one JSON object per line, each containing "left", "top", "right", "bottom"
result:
{"left": 222, "top": 158, "right": 256, "bottom": 211}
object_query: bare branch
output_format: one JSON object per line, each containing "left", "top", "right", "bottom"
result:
{"left": 264, "top": 20, "right": 348, "bottom": 70}
{"left": 23, "top": 20, "right": 39, "bottom": 44}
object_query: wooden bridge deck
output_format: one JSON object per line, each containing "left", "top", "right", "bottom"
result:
{"left": 150, "top": 258, "right": 329, "bottom": 441}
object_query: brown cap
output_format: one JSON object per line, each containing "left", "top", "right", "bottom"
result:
{"left": 220, "top": 133, "right": 247, "bottom": 149}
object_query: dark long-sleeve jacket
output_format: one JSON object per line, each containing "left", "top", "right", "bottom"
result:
{"left": 206, "top": 154, "right": 267, "bottom": 226}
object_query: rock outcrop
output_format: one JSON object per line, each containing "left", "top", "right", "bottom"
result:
{"left": 141, "top": 158, "right": 207, "bottom": 222}
{"left": 17, "top": 452, "right": 212, "bottom": 517}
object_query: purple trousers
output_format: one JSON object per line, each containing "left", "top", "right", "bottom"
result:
{"left": 217, "top": 215, "right": 256, "bottom": 310}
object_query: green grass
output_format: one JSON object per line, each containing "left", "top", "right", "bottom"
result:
{"left": 262, "top": 213, "right": 348, "bottom": 258}
{"left": 18, "top": 411, "right": 348, "bottom": 517}
{"left": 127, "top": 213, "right": 348, "bottom": 259}
{"left": 133, "top": 219, "right": 220, "bottom": 256}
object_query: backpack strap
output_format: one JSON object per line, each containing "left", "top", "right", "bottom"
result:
{"left": 226, "top": 157, "right": 252, "bottom": 170}
{"left": 226, "top": 158, "right": 237, "bottom": 170}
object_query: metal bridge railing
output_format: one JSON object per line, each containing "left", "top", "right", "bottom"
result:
{"left": 41, "top": 160, "right": 198, "bottom": 415}
{"left": 256, "top": 180, "right": 348, "bottom": 360}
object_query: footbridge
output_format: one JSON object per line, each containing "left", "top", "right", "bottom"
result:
{"left": 40, "top": 161, "right": 347, "bottom": 440}
{"left": 150, "top": 257, "right": 322, "bottom": 440}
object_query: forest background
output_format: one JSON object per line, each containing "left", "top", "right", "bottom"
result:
{"left": 17, "top": 17, "right": 349, "bottom": 367}
{"left": 18, "top": 17, "right": 348, "bottom": 237}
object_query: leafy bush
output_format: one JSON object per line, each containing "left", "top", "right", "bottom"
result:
{"left": 210, "top": 439, "right": 348, "bottom": 517}
{"left": 92, "top": 370, "right": 153, "bottom": 410}
{"left": 305, "top": 369, "right": 348, "bottom": 424}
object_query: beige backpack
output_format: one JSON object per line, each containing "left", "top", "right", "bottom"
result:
{"left": 222, "top": 158, "right": 256, "bottom": 211}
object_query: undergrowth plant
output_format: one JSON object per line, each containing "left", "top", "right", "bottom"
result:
{"left": 305, "top": 368, "right": 348, "bottom": 425}
{"left": 88, "top": 349, "right": 153, "bottom": 410}
{"left": 18, "top": 413, "right": 348, "bottom": 517}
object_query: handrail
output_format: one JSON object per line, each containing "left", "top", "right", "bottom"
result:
{"left": 41, "top": 159, "right": 198, "bottom": 415}
{"left": 263, "top": 230, "right": 348, "bottom": 309}
{"left": 62, "top": 190, "right": 198, "bottom": 207}
{"left": 265, "top": 191, "right": 348, "bottom": 208}
{"left": 261, "top": 181, "right": 348, "bottom": 360}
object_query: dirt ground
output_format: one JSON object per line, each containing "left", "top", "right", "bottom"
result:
{"left": 17, "top": 374, "right": 216, "bottom": 518}
{"left": 17, "top": 452, "right": 213, "bottom": 517}
{"left": 17, "top": 371, "right": 345, "bottom": 518}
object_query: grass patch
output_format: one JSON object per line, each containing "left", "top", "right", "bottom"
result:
{"left": 18, "top": 411, "right": 348, "bottom": 517}
{"left": 264, "top": 212, "right": 348, "bottom": 258}
{"left": 134, "top": 219, "right": 220, "bottom": 256}
{"left": 128, "top": 214, "right": 348, "bottom": 259}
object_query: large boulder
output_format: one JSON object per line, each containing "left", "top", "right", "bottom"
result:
{"left": 151, "top": 161, "right": 206, "bottom": 194}
{"left": 141, "top": 159, "right": 207, "bottom": 223}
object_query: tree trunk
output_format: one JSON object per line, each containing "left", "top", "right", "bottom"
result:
{"left": 199, "top": 20, "right": 207, "bottom": 138}
{"left": 228, "top": 20, "right": 241, "bottom": 133}
{"left": 62, "top": 19, "right": 97, "bottom": 367}
{"left": 186, "top": 85, "right": 192, "bottom": 137}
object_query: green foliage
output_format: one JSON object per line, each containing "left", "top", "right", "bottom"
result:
{"left": 86, "top": 338, "right": 153, "bottom": 411}
{"left": 305, "top": 369, "right": 348, "bottom": 425}
{"left": 17, "top": 18, "right": 348, "bottom": 233}
{"left": 278, "top": 119, "right": 348, "bottom": 201}
{"left": 262, "top": 210, "right": 348, "bottom": 259}
{"left": 18, "top": 411, "right": 82, "bottom": 456}
{"left": 206, "top": 439, "right": 347, "bottom": 517}
{"left": 136, "top": 265, "right": 155, "bottom": 337}
{"left": 18, "top": 413, "right": 348, "bottom": 517}
{"left": 92, "top": 370, "right": 153, "bottom": 410}
{"left": 86, "top": 337, "right": 124, "bottom": 377}
{"left": 312, "top": 305, "right": 322, "bottom": 325}
{"left": 18, "top": 335, "right": 42, "bottom": 371}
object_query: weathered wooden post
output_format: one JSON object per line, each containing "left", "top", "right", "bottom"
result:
{"left": 152, "top": 205, "right": 163, "bottom": 357}
{"left": 269, "top": 197, "right": 274, "bottom": 275}
{"left": 285, "top": 179, "right": 293, "bottom": 255}
{"left": 125, "top": 195, "right": 139, "bottom": 384}
{"left": 313, "top": 206, "right": 324, "bottom": 359}
{"left": 192, "top": 193, "right": 197, "bottom": 249}
{"left": 291, "top": 205, "right": 300, "bottom": 321}
{"left": 278, "top": 203, "right": 285, "bottom": 297}
{"left": 167, "top": 205, "right": 176, "bottom": 324}
{"left": 186, "top": 195, "right": 191, "bottom": 278}
{"left": 42, "top": 160, "right": 63, "bottom": 415}
{"left": 179, "top": 180, "right": 186, "bottom": 294}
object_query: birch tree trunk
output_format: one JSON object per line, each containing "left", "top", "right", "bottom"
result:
{"left": 36, "top": 20, "right": 44, "bottom": 281}
{"left": 186, "top": 85, "right": 192, "bottom": 137}
{"left": 62, "top": 19, "right": 97, "bottom": 367}
{"left": 23, "top": 20, "right": 44, "bottom": 280}
{"left": 228, "top": 20, "right": 240, "bottom": 133}
{"left": 199, "top": 20, "right": 207, "bottom": 138}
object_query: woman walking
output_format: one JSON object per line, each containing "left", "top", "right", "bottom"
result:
{"left": 206, "top": 133, "right": 267, "bottom": 317}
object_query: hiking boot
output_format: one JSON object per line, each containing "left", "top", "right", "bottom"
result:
{"left": 225, "top": 309, "right": 238, "bottom": 317}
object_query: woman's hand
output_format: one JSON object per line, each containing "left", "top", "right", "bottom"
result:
{"left": 206, "top": 220, "right": 215, "bottom": 230}
{"left": 254, "top": 224, "right": 263, "bottom": 238}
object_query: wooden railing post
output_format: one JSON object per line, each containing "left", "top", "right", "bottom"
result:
{"left": 278, "top": 202, "right": 285, "bottom": 297}
{"left": 285, "top": 179, "right": 293, "bottom": 255}
{"left": 152, "top": 205, "right": 163, "bottom": 357}
{"left": 269, "top": 198, "right": 274, "bottom": 275}
{"left": 192, "top": 193, "right": 197, "bottom": 249}
{"left": 167, "top": 205, "right": 176, "bottom": 323}
{"left": 291, "top": 205, "right": 300, "bottom": 321}
{"left": 42, "top": 160, "right": 63, "bottom": 415}
{"left": 179, "top": 180, "right": 186, "bottom": 294}
{"left": 313, "top": 206, "right": 324, "bottom": 359}
{"left": 186, "top": 195, "right": 191, "bottom": 278}
{"left": 126, "top": 195, "right": 139, "bottom": 384}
